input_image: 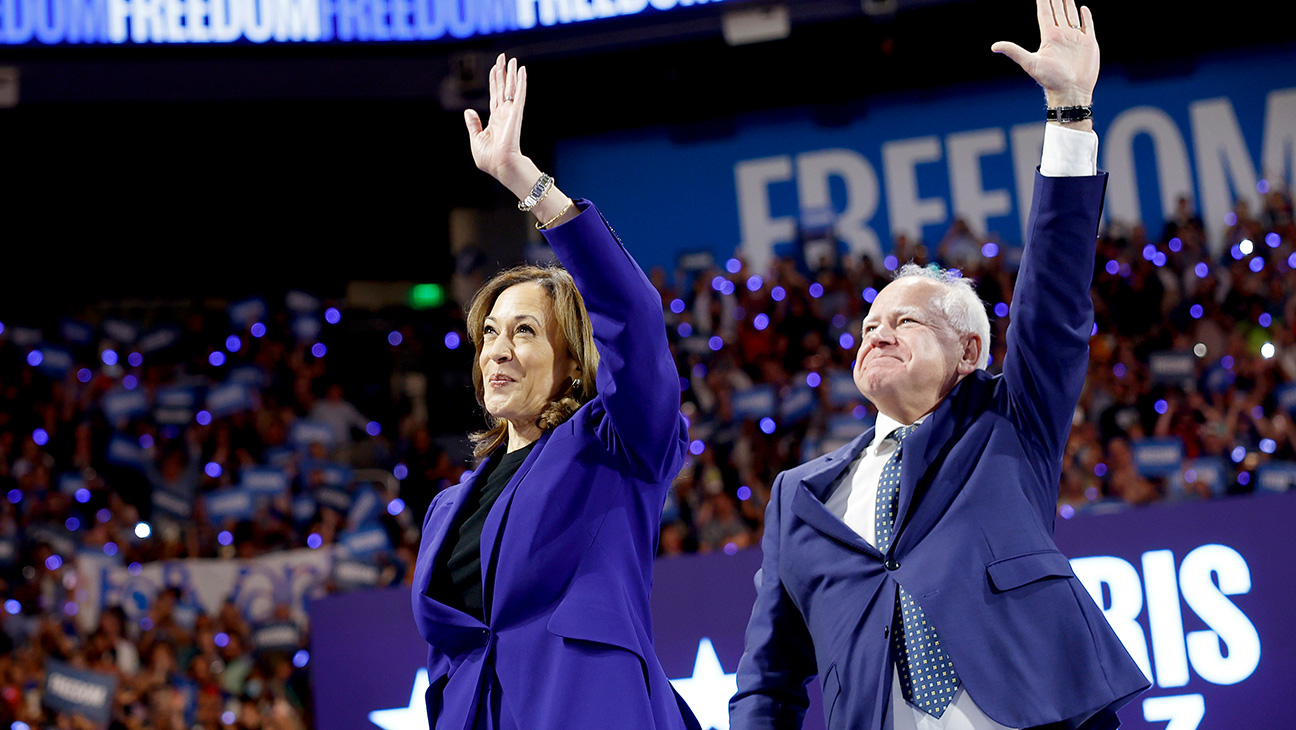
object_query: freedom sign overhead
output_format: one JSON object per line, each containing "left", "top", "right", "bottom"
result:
{"left": 0, "top": 0, "right": 723, "bottom": 46}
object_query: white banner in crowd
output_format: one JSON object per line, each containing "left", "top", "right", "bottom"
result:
{"left": 77, "top": 547, "right": 336, "bottom": 633}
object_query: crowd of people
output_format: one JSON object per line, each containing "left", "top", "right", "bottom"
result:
{"left": 1, "top": 182, "right": 1294, "bottom": 728}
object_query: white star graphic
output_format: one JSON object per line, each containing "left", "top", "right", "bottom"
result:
{"left": 670, "top": 637, "right": 738, "bottom": 730}
{"left": 369, "top": 668, "right": 429, "bottom": 730}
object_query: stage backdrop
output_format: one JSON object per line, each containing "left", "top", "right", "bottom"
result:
{"left": 554, "top": 44, "right": 1296, "bottom": 274}
{"left": 311, "top": 491, "right": 1295, "bottom": 730}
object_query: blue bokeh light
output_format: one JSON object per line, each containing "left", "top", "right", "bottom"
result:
{"left": 1190, "top": 304, "right": 1203, "bottom": 319}
{"left": 444, "top": 332, "right": 461, "bottom": 350}
{"left": 75, "top": 488, "right": 91, "bottom": 503}
{"left": 1154, "top": 399, "right": 1168, "bottom": 415}
{"left": 123, "top": 375, "right": 139, "bottom": 390}
{"left": 250, "top": 323, "right": 267, "bottom": 338}
{"left": 753, "top": 314, "right": 770, "bottom": 331}
{"left": 725, "top": 258, "right": 742, "bottom": 274}
{"left": 205, "top": 462, "right": 223, "bottom": 478}
{"left": 388, "top": 330, "right": 403, "bottom": 346}
{"left": 1259, "top": 313, "right": 1272, "bottom": 327}
{"left": 393, "top": 464, "right": 409, "bottom": 480}
{"left": 5, "top": 600, "right": 21, "bottom": 615}
{"left": 307, "top": 533, "right": 323, "bottom": 549}
{"left": 128, "top": 352, "right": 143, "bottom": 367}
{"left": 670, "top": 298, "right": 685, "bottom": 314}
{"left": 981, "top": 242, "right": 999, "bottom": 258}
{"left": 218, "top": 531, "right": 233, "bottom": 546}
{"left": 993, "top": 303, "right": 1009, "bottom": 318}
{"left": 759, "top": 417, "right": 776, "bottom": 435}
{"left": 225, "top": 335, "right": 242, "bottom": 353}
{"left": 839, "top": 333, "right": 855, "bottom": 349}
{"left": 1230, "top": 446, "right": 1246, "bottom": 463}
{"left": 104, "top": 542, "right": 118, "bottom": 556}
{"left": 45, "top": 555, "right": 63, "bottom": 570}
{"left": 689, "top": 440, "right": 705, "bottom": 456}
{"left": 1249, "top": 257, "right": 1264, "bottom": 273}
{"left": 387, "top": 499, "right": 405, "bottom": 516}
{"left": 293, "top": 650, "right": 310, "bottom": 668}
{"left": 1194, "top": 263, "right": 1209, "bottom": 278}
{"left": 1104, "top": 260, "right": 1119, "bottom": 275}
{"left": 366, "top": 421, "right": 382, "bottom": 436}
{"left": 883, "top": 256, "right": 898, "bottom": 271}
{"left": 770, "top": 286, "right": 786, "bottom": 302}
{"left": 1265, "top": 232, "right": 1280, "bottom": 248}
{"left": 208, "top": 351, "right": 226, "bottom": 367}
{"left": 196, "top": 410, "right": 213, "bottom": 426}
{"left": 1168, "top": 237, "right": 1182, "bottom": 252}
{"left": 101, "top": 349, "right": 118, "bottom": 366}
{"left": 806, "top": 372, "right": 821, "bottom": 388}
{"left": 325, "top": 307, "right": 341, "bottom": 324}
{"left": 677, "top": 323, "right": 693, "bottom": 338}
{"left": 747, "top": 275, "right": 764, "bottom": 292}
{"left": 311, "top": 343, "right": 327, "bottom": 358}
{"left": 32, "top": 429, "right": 48, "bottom": 446}
{"left": 66, "top": 517, "right": 80, "bottom": 531}
{"left": 708, "top": 336, "right": 724, "bottom": 351}
{"left": 736, "top": 486, "right": 752, "bottom": 501}
{"left": 27, "top": 351, "right": 42, "bottom": 367}
{"left": 808, "top": 283, "right": 824, "bottom": 299}
{"left": 77, "top": 368, "right": 92, "bottom": 383}
{"left": 7, "top": 489, "right": 20, "bottom": 504}
{"left": 215, "top": 632, "right": 230, "bottom": 648}
{"left": 863, "top": 287, "right": 878, "bottom": 303}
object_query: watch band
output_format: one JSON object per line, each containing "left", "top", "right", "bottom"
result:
{"left": 518, "top": 173, "right": 554, "bottom": 211}
{"left": 1047, "top": 105, "right": 1093, "bottom": 124}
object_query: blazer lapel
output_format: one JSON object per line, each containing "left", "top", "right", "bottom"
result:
{"left": 480, "top": 431, "right": 551, "bottom": 621}
{"left": 791, "top": 430, "right": 882, "bottom": 556}
{"left": 415, "top": 473, "right": 480, "bottom": 596}
{"left": 894, "top": 377, "right": 978, "bottom": 543}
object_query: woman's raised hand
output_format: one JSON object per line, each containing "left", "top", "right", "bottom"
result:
{"left": 465, "top": 54, "right": 531, "bottom": 191}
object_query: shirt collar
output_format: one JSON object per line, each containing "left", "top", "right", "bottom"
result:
{"left": 870, "top": 411, "right": 926, "bottom": 454}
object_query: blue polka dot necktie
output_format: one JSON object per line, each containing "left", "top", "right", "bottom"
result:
{"left": 875, "top": 425, "right": 961, "bottom": 718}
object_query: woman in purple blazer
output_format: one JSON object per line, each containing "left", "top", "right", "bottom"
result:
{"left": 410, "top": 55, "right": 701, "bottom": 730}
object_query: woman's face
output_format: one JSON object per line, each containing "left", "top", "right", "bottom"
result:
{"left": 479, "top": 282, "right": 577, "bottom": 427}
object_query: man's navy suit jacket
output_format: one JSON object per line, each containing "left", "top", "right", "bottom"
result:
{"left": 730, "top": 172, "right": 1151, "bottom": 730}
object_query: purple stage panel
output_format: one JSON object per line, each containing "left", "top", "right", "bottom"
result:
{"left": 311, "top": 492, "right": 1295, "bottom": 730}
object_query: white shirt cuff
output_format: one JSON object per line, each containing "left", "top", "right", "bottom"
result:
{"left": 1040, "top": 124, "right": 1099, "bottom": 177}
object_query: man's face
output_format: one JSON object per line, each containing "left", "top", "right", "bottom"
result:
{"left": 853, "top": 277, "right": 975, "bottom": 421}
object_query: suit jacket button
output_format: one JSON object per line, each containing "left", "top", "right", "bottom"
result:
{"left": 885, "top": 559, "right": 900, "bottom": 571}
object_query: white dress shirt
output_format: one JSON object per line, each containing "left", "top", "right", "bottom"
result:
{"left": 823, "top": 123, "right": 1099, "bottom": 730}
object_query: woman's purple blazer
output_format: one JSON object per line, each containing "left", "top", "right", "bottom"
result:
{"left": 411, "top": 200, "right": 700, "bottom": 730}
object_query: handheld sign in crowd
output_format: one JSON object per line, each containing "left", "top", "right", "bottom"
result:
{"left": 43, "top": 659, "right": 118, "bottom": 726}
{"left": 1133, "top": 437, "right": 1186, "bottom": 478}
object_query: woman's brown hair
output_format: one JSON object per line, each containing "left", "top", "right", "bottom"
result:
{"left": 465, "top": 265, "right": 600, "bottom": 458}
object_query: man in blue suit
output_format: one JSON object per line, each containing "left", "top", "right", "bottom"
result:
{"left": 730, "top": 2, "right": 1151, "bottom": 729}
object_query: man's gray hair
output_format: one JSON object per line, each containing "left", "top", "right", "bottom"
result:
{"left": 892, "top": 263, "right": 991, "bottom": 370}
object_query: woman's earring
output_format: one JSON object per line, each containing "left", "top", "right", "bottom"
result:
{"left": 572, "top": 378, "right": 582, "bottom": 392}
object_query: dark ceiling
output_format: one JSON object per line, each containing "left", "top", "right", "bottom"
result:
{"left": 0, "top": 0, "right": 1290, "bottom": 304}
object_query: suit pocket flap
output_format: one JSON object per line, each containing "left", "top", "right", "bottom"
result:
{"left": 986, "top": 551, "right": 1074, "bottom": 592}
{"left": 546, "top": 584, "right": 644, "bottom": 659}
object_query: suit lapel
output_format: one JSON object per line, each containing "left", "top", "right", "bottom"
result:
{"left": 791, "top": 430, "right": 882, "bottom": 556}
{"left": 415, "top": 472, "right": 480, "bottom": 595}
{"left": 480, "top": 431, "right": 551, "bottom": 621}
{"left": 893, "top": 376, "right": 984, "bottom": 543}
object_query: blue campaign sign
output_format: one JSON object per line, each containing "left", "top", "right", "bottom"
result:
{"left": 204, "top": 486, "right": 257, "bottom": 524}
{"left": 311, "top": 492, "right": 1296, "bottom": 730}
{"left": 827, "top": 372, "right": 862, "bottom": 407}
{"left": 339, "top": 524, "right": 391, "bottom": 558}
{"left": 230, "top": 297, "right": 267, "bottom": 328}
{"left": 230, "top": 365, "right": 266, "bottom": 387}
{"left": 102, "top": 388, "right": 149, "bottom": 424}
{"left": 207, "top": 382, "right": 256, "bottom": 418}
{"left": 1276, "top": 383, "right": 1296, "bottom": 416}
{"left": 731, "top": 385, "right": 776, "bottom": 420}
{"left": 292, "top": 494, "right": 317, "bottom": 523}
{"left": 105, "top": 435, "right": 145, "bottom": 467}
{"left": 37, "top": 347, "right": 73, "bottom": 378}
{"left": 1255, "top": 462, "right": 1296, "bottom": 494}
{"left": 1148, "top": 352, "right": 1197, "bottom": 387}
{"left": 152, "top": 487, "right": 194, "bottom": 520}
{"left": 1168, "top": 458, "right": 1227, "bottom": 500}
{"left": 43, "top": 659, "right": 118, "bottom": 725}
{"left": 290, "top": 419, "right": 335, "bottom": 448}
{"left": 346, "top": 486, "right": 382, "bottom": 528}
{"left": 241, "top": 467, "right": 289, "bottom": 496}
{"left": 137, "top": 326, "right": 180, "bottom": 353}
{"left": 1133, "top": 437, "right": 1186, "bottom": 478}
{"left": 314, "top": 486, "right": 352, "bottom": 513}
{"left": 778, "top": 384, "right": 816, "bottom": 424}
{"left": 557, "top": 46, "right": 1296, "bottom": 274}
{"left": 60, "top": 318, "right": 94, "bottom": 345}
{"left": 102, "top": 318, "right": 139, "bottom": 344}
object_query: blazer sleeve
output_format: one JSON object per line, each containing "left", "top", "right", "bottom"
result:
{"left": 729, "top": 473, "right": 817, "bottom": 730}
{"left": 540, "top": 200, "right": 687, "bottom": 483}
{"left": 1001, "top": 171, "right": 1106, "bottom": 481}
